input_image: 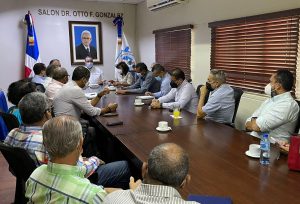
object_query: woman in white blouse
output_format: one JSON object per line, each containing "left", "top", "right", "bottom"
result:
{"left": 112, "top": 62, "right": 134, "bottom": 87}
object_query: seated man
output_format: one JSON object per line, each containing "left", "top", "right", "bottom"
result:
{"left": 103, "top": 143, "right": 198, "bottom": 204}
{"left": 53, "top": 66, "right": 117, "bottom": 119}
{"left": 150, "top": 68, "right": 198, "bottom": 114}
{"left": 31, "top": 63, "right": 47, "bottom": 85}
{"left": 145, "top": 64, "right": 172, "bottom": 98}
{"left": 43, "top": 62, "right": 61, "bottom": 88}
{"left": 7, "top": 79, "right": 37, "bottom": 124}
{"left": 6, "top": 93, "right": 130, "bottom": 187}
{"left": 197, "top": 69, "right": 235, "bottom": 124}
{"left": 116, "top": 62, "right": 160, "bottom": 94}
{"left": 85, "top": 56, "right": 105, "bottom": 85}
{"left": 45, "top": 67, "right": 69, "bottom": 103}
{"left": 245, "top": 69, "right": 299, "bottom": 142}
{"left": 26, "top": 116, "right": 107, "bottom": 203}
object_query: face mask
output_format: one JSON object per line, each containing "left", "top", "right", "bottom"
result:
{"left": 264, "top": 83, "right": 276, "bottom": 97}
{"left": 117, "top": 69, "right": 122, "bottom": 74}
{"left": 136, "top": 73, "right": 141, "bottom": 77}
{"left": 170, "top": 81, "right": 178, "bottom": 88}
{"left": 85, "top": 62, "right": 93, "bottom": 69}
{"left": 206, "top": 82, "right": 214, "bottom": 91}
{"left": 155, "top": 76, "right": 162, "bottom": 81}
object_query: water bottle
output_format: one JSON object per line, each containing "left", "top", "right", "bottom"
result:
{"left": 260, "top": 134, "right": 270, "bottom": 165}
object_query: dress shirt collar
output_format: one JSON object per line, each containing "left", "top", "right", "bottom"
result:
{"left": 51, "top": 79, "right": 64, "bottom": 86}
{"left": 210, "top": 83, "right": 226, "bottom": 95}
{"left": 177, "top": 80, "right": 188, "bottom": 90}
{"left": 20, "top": 125, "right": 43, "bottom": 132}
{"left": 84, "top": 45, "right": 90, "bottom": 50}
{"left": 47, "top": 161, "right": 86, "bottom": 178}
{"left": 135, "top": 183, "right": 182, "bottom": 199}
{"left": 271, "top": 91, "right": 292, "bottom": 102}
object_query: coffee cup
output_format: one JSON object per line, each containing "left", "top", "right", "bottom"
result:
{"left": 135, "top": 98, "right": 142, "bottom": 104}
{"left": 248, "top": 144, "right": 260, "bottom": 156}
{"left": 158, "top": 121, "right": 168, "bottom": 130}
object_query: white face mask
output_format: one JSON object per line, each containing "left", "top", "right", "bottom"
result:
{"left": 85, "top": 62, "right": 93, "bottom": 69}
{"left": 264, "top": 83, "right": 272, "bottom": 96}
{"left": 117, "top": 69, "right": 122, "bottom": 74}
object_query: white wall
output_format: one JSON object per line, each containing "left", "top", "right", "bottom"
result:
{"left": 0, "top": 0, "right": 136, "bottom": 94}
{"left": 136, "top": 0, "right": 300, "bottom": 86}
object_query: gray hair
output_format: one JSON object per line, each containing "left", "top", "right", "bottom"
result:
{"left": 19, "top": 92, "right": 49, "bottom": 125}
{"left": 81, "top": 30, "right": 92, "bottom": 39}
{"left": 210, "top": 69, "right": 226, "bottom": 84}
{"left": 43, "top": 116, "right": 82, "bottom": 159}
{"left": 52, "top": 67, "right": 68, "bottom": 81}
{"left": 147, "top": 143, "right": 189, "bottom": 187}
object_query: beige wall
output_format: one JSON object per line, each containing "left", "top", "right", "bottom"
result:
{"left": 136, "top": 0, "right": 300, "bottom": 85}
{"left": 0, "top": 0, "right": 136, "bottom": 94}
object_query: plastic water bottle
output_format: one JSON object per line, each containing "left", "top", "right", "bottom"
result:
{"left": 260, "top": 134, "right": 270, "bottom": 165}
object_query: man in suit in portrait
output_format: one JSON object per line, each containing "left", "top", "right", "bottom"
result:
{"left": 76, "top": 30, "right": 97, "bottom": 60}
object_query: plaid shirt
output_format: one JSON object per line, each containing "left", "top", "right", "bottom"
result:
{"left": 4, "top": 126, "right": 100, "bottom": 177}
{"left": 26, "top": 162, "right": 107, "bottom": 203}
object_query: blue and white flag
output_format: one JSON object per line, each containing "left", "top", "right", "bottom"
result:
{"left": 113, "top": 16, "right": 136, "bottom": 80}
{"left": 24, "top": 11, "right": 41, "bottom": 78}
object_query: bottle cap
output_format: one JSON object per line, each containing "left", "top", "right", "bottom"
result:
{"left": 263, "top": 134, "right": 268, "bottom": 138}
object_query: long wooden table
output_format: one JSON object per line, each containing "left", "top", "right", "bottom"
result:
{"left": 92, "top": 93, "right": 300, "bottom": 204}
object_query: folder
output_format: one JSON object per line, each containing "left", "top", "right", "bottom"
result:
{"left": 188, "top": 194, "right": 232, "bottom": 204}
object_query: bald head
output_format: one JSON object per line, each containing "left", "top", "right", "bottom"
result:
{"left": 52, "top": 67, "right": 69, "bottom": 84}
{"left": 147, "top": 143, "right": 189, "bottom": 187}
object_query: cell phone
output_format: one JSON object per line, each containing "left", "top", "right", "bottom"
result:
{"left": 106, "top": 121, "right": 123, "bottom": 126}
{"left": 102, "top": 112, "right": 118, "bottom": 117}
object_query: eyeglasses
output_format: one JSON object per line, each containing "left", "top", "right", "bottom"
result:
{"left": 82, "top": 37, "right": 91, "bottom": 40}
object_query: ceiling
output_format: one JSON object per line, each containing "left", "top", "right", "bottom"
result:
{"left": 82, "top": 0, "right": 145, "bottom": 4}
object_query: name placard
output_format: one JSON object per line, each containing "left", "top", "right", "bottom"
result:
{"left": 37, "top": 9, "right": 123, "bottom": 18}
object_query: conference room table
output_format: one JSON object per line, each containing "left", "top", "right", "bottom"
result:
{"left": 88, "top": 89, "right": 300, "bottom": 204}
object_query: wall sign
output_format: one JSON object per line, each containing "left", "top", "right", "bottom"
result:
{"left": 38, "top": 9, "right": 123, "bottom": 18}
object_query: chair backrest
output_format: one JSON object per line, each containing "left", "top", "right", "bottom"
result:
{"left": 232, "top": 87, "right": 244, "bottom": 123}
{"left": 0, "top": 111, "right": 19, "bottom": 132}
{"left": 0, "top": 142, "right": 37, "bottom": 181}
{"left": 294, "top": 100, "right": 300, "bottom": 133}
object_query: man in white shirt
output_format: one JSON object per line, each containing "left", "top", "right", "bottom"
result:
{"left": 245, "top": 70, "right": 299, "bottom": 142}
{"left": 45, "top": 67, "right": 69, "bottom": 103}
{"left": 85, "top": 56, "right": 104, "bottom": 85}
{"left": 145, "top": 64, "right": 172, "bottom": 98}
{"left": 53, "top": 66, "right": 117, "bottom": 119}
{"left": 150, "top": 68, "right": 198, "bottom": 114}
{"left": 103, "top": 143, "right": 198, "bottom": 204}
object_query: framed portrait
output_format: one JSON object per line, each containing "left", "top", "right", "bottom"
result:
{"left": 68, "top": 21, "right": 103, "bottom": 65}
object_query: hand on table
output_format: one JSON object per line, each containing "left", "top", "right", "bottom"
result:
{"left": 108, "top": 103, "right": 118, "bottom": 112}
{"left": 150, "top": 99, "right": 161, "bottom": 109}
{"left": 116, "top": 89, "right": 127, "bottom": 95}
{"left": 145, "top": 92, "right": 153, "bottom": 96}
{"left": 98, "top": 88, "right": 110, "bottom": 97}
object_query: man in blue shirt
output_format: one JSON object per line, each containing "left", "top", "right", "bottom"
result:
{"left": 197, "top": 69, "right": 235, "bottom": 124}
{"left": 116, "top": 62, "right": 160, "bottom": 94}
{"left": 145, "top": 64, "right": 172, "bottom": 98}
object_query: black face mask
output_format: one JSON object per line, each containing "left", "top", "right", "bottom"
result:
{"left": 206, "top": 82, "right": 214, "bottom": 91}
{"left": 170, "top": 81, "right": 178, "bottom": 88}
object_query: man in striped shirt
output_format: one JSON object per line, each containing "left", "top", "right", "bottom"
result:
{"left": 103, "top": 143, "right": 199, "bottom": 204}
{"left": 26, "top": 116, "right": 107, "bottom": 203}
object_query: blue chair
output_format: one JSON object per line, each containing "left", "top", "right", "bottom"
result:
{"left": 0, "top": 90, "right": 8, "bottom": 140}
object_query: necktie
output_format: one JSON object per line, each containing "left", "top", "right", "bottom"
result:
{"left": 86, "top": 47, "right": 90, "bottom": 53}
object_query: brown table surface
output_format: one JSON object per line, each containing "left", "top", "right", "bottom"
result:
{"left": 94, "top": 93, "right": 300, "bottom": 204}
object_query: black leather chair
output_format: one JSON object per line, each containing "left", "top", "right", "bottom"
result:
{"left": 34, "top": 83, "right": 46, "bottom": 93}
{"left": 0, "top": 142, "right": 37, "bottom": 204}
{"left": 0, "top": 111, "right": 19, "bottom": 132}
{"left": 294, "top": 100, "right": 300, "bottom": 133}
{"left": 232, "top": 87, "right": 244, "bottom": 124}
{"left": 196, "top": 84, "right": 210, "bottom": 105}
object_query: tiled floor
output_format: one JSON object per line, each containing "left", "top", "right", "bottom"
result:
{"left": 0, "top": 152, "right": 15, "bottom": 204}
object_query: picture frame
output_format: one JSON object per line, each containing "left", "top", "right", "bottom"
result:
{"left": 68, "top": 21, "right": 103, "bottom": 65}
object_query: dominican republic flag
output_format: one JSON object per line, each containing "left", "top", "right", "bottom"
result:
{"left": 113, "top": 16, "right": 136, "bottom": 80}
{"left": 24, "top": 11, "right": 41, "bottom": 78}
